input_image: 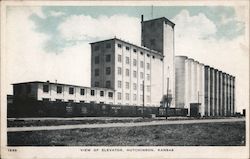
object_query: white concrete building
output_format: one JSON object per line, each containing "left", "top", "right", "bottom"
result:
{"left": 90, "top": 17, "right": 175, "bottom": 107}
{"left": 13, "top": 81, "right": 115, "bottom": 104}
{"left": 175, "top": 56, "right": 235, "bottom": 116}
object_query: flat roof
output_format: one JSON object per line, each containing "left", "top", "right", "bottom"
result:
{"left": 12, "top": 81, "right": 114, "bottom": 91}
{"left": 90, "top": 38, "right": 164, "bottom": 57}
{"left": 142, "top": 17, "right": 175, "bottom": 28}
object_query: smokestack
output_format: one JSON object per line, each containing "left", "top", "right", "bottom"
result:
{"left": 141, "top": 15, "right": 144, "bottom": 23}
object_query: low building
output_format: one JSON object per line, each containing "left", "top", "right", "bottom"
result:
{"left": 13, "top": 81, "right": 115, "bottom": 104}
{"left": 175, "top": 56, "right": 235, "bottom": 116}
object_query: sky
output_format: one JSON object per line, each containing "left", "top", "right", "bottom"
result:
{"left": 5, "top": 5, "right": 249, "bottom": 112}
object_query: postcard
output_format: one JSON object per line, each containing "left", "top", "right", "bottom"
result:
{"left": 1, "top": 0, "right": 249, "bottom": 159}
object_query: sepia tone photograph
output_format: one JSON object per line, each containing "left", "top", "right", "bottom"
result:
{"left": 1, "top": 0, "right": 249, "bottom": 159}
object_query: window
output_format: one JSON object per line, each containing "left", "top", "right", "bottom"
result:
{"left": 126, "top": 46, "right": 130, "bottom": 50}
{"left": 133, "top": 94, "right": 137, "bottom": 101}
{"left": 118, "top": 67, "right": 122, "bottom": 75}
{"left": 126, "top": 57, "right": 130, "bottom": 64}
{"left": 133, "top": 83, "right": 137, "bottom": 90}
{"left": 125, "top": 82, "right": 129, "bottom": 89}
{"left": 147, "top": 63, "right": 150, "bottom": 70}
{"left": 133, "top": 71, "right": 137, "bottom": 78}
{"left": 140, "top": 51, "right": 143, "bottom": 55}
{"left": 43, "top": 84, "right": 49, "bottom": 93}
{"left": 80, "top": 88, "right": 85, "bottom": 95}
{"left": 117, "top": 43, "right": 122, "bottom": 48}
{"left": 108, "top": 92, "right": 113, "bottom": 98}
{"left": 117, "top": 92, "right": 122, "bottom": 100}
{"left": 100, "top": 91, "right": 104, "bottom": 97}
{"left": 147, "top": 74, "right": 150, "bottom": 81}
{"left": 106, "top": 81, "right": 111, "bottom": 88}
{"left": 57, "top": 86, "right": 62, "bottom": 94}
{"left": 91, "top": 90, "right": 95, "bottom": 96}
{"left": 106, "top": 67, "right": 111, "bottom": 75}
{"left": 56, "top": 99, "right": 62, "bottom": 102}
{"left": 126, "top": 69, "right": 129, "bottom": 76}
{"left": 80, "top": 100, "right": 85, "bottom": 103}
{"left": 147, "top": 86, "right": 150, "bottom": 92}
{"left": 125, "top": 93, "right": 129, "bottom": 100}
{"left": 69, "top": 87, "right": 74, "bottom": 94}
{"left": 106, "top": 54, "right": 111, "bottom": 62}
{"left": 140, "top": 72, "right": 144, "bottom": 79}
{"left": 118, "top": 81, "right": 122, "bottom": 88}
{"left": 94, "top": 45, "right": 99, "bottom": 51}
{"left": 68, "top": 100, "right": 74, "bottom": 103}
{"left": 106, "top": 43, "right": 111, "bottom": 48}
{"left": 133, "top": 59, "right": 137, "bottom": 66}
{"left": 95, "top": 69, "right": 99, "bottom": 76}
{"left": 152, "top": 56, "right": 155, "bottom": 59}
{"left": 140, "top": 61, "right": 144, "bottom": 68}
{"left": 147, "top": 54, "right": 150, "bottom": 57}
{"left": 118, "top": 55, "right": 122, "bottom": 62}
{"left": 95, "top": 56, "right": 99, "bottom": 64}
{"left": 140, "top": 84, "right": 143, "bottom": 91}
{"left": 94, "top": 82, "right": 99, "bottom": 87}
{"left": 133, "top": 49, "right": 137, "bottom": 52}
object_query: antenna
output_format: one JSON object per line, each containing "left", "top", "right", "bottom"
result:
{"left": 151, "top": 5, "right": 154, "bottom": 19}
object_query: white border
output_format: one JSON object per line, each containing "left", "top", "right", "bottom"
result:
{"left": 1, "top": 1, "right": 249, "bottom": 159}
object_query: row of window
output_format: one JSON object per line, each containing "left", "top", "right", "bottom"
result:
{"left": 117, "top": 68, "right": 150, "bottom": 80}
{"left": 94, "top": 67, "right": 151, "bottom": 80}
{"left": 43, "top": 84, "right": 113, "bottom": 98}
{"left": 94, "top": 54, "right": 111, "bottom": 64}
{"left": 117, "top": 43, "right": 156, "bottom": 58}
{"left": 94, "top": 43, "right": 111, "bottom": 51}
{"left": 117, "top": 81, "right": 150, "bottom": 92}
{"left": 94, "top": 67, "right": 111, "bottom": 76}
{"left": 118, "top": 55, "right": 151, "bottom": 69}
{"left": 117, "top": 92, "right": 151, "bottom": 102}
{"left": 43, "top": 98, "right": 113, "bottom": 105}
{"left": 94, "top": 81, "right": 111, "bottom": 88}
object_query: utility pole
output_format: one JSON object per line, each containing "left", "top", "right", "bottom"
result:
{"left": 166, "top": 78, "right": 169, "bottom": 119}
{"left": 151, "top": 5, "right": 154, "bottom": 19}
{"left": 142, "top": 80, "right": 145, "bottom": 119}
{"left": 198, "top": 91, "right": 199, "bottom": 104}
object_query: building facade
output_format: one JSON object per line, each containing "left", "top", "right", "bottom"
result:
{"left": 90, "top": 17, "right": 175, "bottom": 107}
{"left": 175, "top": 56, "right": 235, "bottom": 116}
{"left": 13, "top": 81, "right": 115, "bottom": 104}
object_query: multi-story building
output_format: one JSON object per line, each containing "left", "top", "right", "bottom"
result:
{"left": 175, "top": 56, "right": 235, "bottom": 116}
{"left": 90, "top": 16, "right": 175, "bottom": 107}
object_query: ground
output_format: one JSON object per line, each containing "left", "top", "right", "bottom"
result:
{"left": 8, "top": 121, "right": 245, "bottom": 146}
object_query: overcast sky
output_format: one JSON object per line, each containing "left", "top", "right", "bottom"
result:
{"left": 5, "top": 5, "right": 249, "bottom": 112}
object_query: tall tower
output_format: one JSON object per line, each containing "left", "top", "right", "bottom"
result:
{"left": 141, "top": 16, "right": 175, "bottom": 107}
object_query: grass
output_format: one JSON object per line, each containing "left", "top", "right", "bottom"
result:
{"left": 8, "top": 121, "right": 245, "bottom": 146}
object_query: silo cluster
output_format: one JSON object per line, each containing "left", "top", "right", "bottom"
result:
{"left": 175, "top": 56, "right": 235, "bottom": 117}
